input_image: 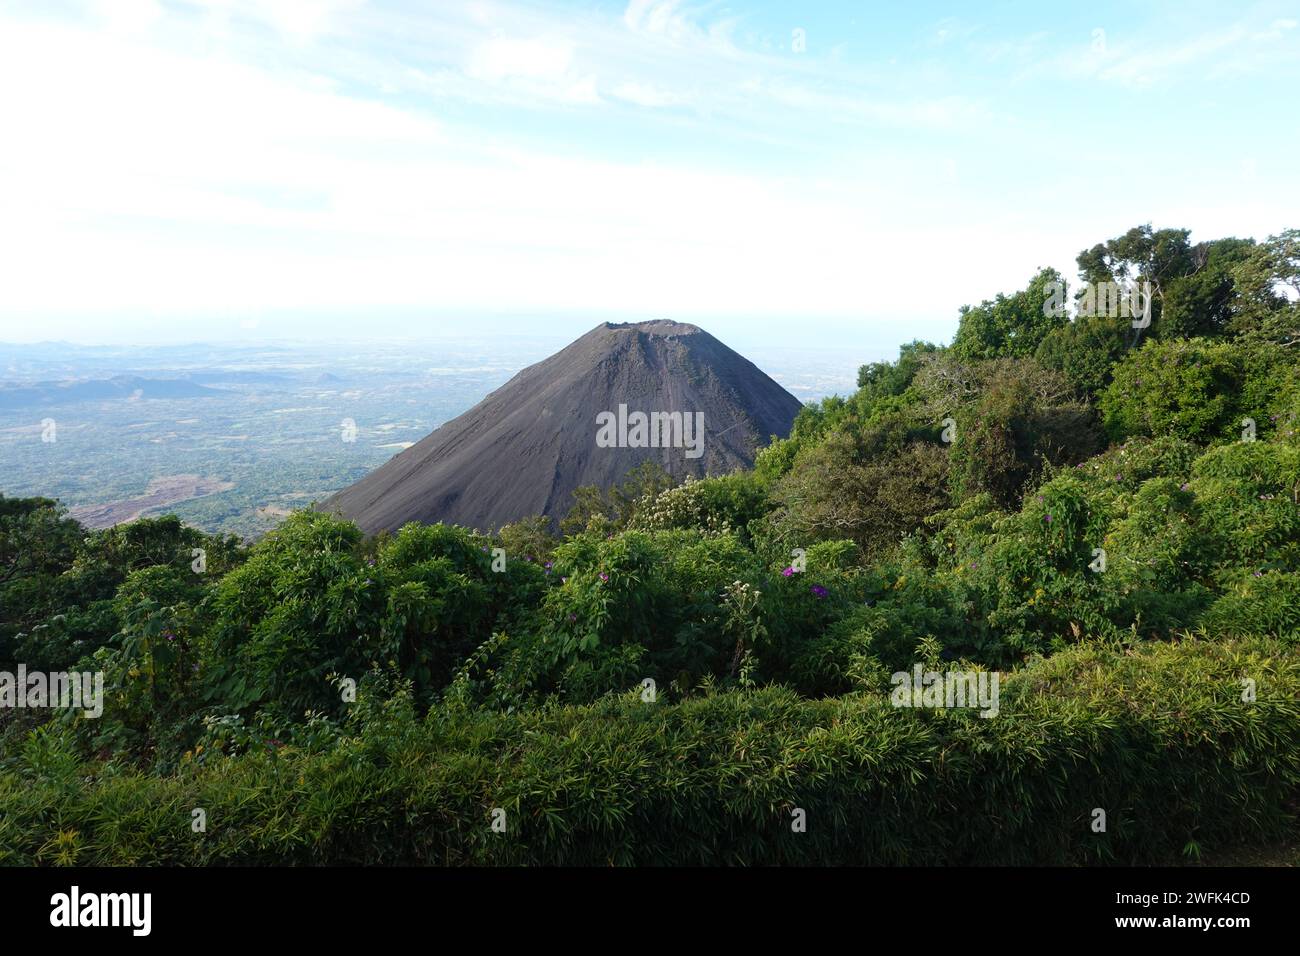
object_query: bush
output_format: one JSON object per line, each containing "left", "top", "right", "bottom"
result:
{"left": 629, "top": 472, "right": 770, "bottom": 539}
{"left": 771, "top": 426, "right": 950, "bottom": 556}
{"left": 915, "top": 356, "right": 1103, "bottom": 509}
{"left": 1100, "top": 338, "right": 1247, "bottom": 442}
{"left": 1201, "top": 572, "right": 1300, "bottom": 641}
{"left": 951, "top": 267, "right": 1070, "bottom": 361}
{"left": 1, "top": 637, "right": 1293, "bottom": 866}
{"left": 470, "top": 529, "right": 763, "bottom": 706}
{"left": 1033, "top": 314, "right": 1129, "bottom": 397}
{"left": 200, "top": 513, "right": 502, "bottom": 717}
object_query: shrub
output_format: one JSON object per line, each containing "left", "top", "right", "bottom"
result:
{"left": 952, "top": 387, "right": 1101, "bottom": 510}
{"left": 1190, "top": 442, "right": 1300, "bottom": 570}
{"left": 1201, "top": 572, "right": 1300, "bottom": 641}
{"left": 1033, "top": 314, "right": 1130, "bottom": 398}
{"left": 1, "top": 638, "right": 1293, "bottom": 866}
{"left": 951, "top": 267, "right": 1070, "bottom": 361}
{"left": 1100, "top": 338, "right": 1246, "bottom": 442}
{"left": 771, "top": 427, "right": 950, "bottom": 556}
{"left": 629, "top": 472, "right": 770, "bottom": 539}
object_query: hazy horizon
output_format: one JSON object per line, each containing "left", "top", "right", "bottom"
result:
{"left": 0, "top": 313, "right": 942, "bottom": 358}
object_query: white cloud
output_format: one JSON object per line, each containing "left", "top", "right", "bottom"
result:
{"left": 623, "top": 0, "right": 682, "bottom": 35}
{"left": 467, "top": 35, "right": 575, "bottom": 81}
{"left": 463, "top": 33, "right": 601, "bottom": 104}
{"left": 179, "top": 0, "right": 366, "bottom": 43}
{"left": 86, "top": 0, "right": 163, "bottom": 35}
{"left": 0, "top": 15, "right": 1018, "bottom": 327}
{"left": 0, "top": 1, "right": 1292, "bottom": 346}
{"left": 1042, "top": 17, "right": 1298, "bottom": 87}
{"left": 609, "top": 81, "right": 687, "bottom": 107}
{"left": 1255, "top": 18, "right": 1298, "bottom": 41}
{"left": 1097, "top": 28, "right": 1247, "bottom": 86}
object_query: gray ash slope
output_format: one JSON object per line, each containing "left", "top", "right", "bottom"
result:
{"left": 322, "top": 321, "right": 804, "bottom": 533}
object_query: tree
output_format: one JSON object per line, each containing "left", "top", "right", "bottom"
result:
{"left": 948, "top": 372, "right": 1101, "bottom": 509}
{"left": 1099, "top": 338, "right": 1247, "bottom": 442}
{"left": 772, "top": 413, "right": 951, "bottom": 554}
{"left": 1230, "top": 229, "right": 1300, "bottom": 347}
{"left": 560, "top": 461, "right": 677, "bottom": 537}
{"left": 857, "top": 340, "right": 941, "bottom": 396}
{"left": 1076, "top": 224, "right": 1195, "bottom": 344}
{"left": 910, "top": 356, "right": 1101, "bottom": 508}
{"left": 951, "top": 268, "right": 1069, "bottom": 361}
{"left": 1034, "top": 313, "right": 1129, "bottom": 398}
{"left": 1157, "top": 238, "right": 1256, "bottom": 340}
{"left": 0, "top": 496, "right": 81, "bottom": 586}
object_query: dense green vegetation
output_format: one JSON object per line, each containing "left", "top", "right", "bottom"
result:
{"left": 2, "top": 224, "right": 1298, "bottom": 865}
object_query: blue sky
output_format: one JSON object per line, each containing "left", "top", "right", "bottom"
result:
{"left": 0, "top": 0, "right": 1297, "bottom": 355}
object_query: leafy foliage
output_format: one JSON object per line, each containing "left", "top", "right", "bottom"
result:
{"left": 1, "top": 638, "right": 1294, "bottom": 866}
{"left": 4, "top": 222, "right": 1299, "bottom": 864}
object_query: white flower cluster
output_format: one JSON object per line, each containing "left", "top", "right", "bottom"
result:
{"left": 630, "top": 476, "right": 731, "bottom": 535}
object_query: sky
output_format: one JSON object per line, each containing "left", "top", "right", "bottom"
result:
{"left": 0, "top": 0, "right": 1297, "bottom": 355}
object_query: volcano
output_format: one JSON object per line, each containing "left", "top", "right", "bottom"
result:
{"left": 323, "top": 320, "right": 804, "bottom": 533}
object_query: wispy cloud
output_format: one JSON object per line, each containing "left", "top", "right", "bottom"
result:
{"left": 1039, "top": 15, "right": 1298, "bottom": 88}
{"left": 0, "top": 0, "right": 1295, "bottom": 342}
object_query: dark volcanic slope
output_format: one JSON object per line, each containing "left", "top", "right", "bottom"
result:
{"left": 323, "top": 321, "right": 804, "bottom": 534}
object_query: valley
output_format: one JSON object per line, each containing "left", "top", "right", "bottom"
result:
{"left": 0, "top": 338, "right": 857, "bottom": 537}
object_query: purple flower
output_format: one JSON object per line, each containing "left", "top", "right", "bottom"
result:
{"left": 781, "top": 566, "right": 795, "bottom": 577}
{"left": 810, "top": 584, "right": 828, "bottom": 598}
{"left": 599, "top": 572, "right": 609, "bottom": 583}
{"left": 544, "top": 562, "right": 553, "bottom": 569}
{"left": 1180, "top": 483, "right": 1189, "bottom": 491}
{"left": 567, "top": 613, "right": 577, "bottom": 622}
{"left": 1044, "top": 514, "right": 1053, "bottom": 523}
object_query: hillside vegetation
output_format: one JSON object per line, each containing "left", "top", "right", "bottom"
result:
{"left": 2, "top": 224, "right": 1298, "bottom": 865}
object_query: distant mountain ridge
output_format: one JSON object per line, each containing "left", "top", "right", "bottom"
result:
{"left": 323, "top": 320, "right": 803, "bottom": 533}
{"left": 0, "top": 375, "right": 223, "bottom": 410}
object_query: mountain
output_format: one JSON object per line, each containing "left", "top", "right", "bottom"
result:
{"left": 0, "top": 375, "right": 223, "bottom": 410}
{"left": 323, "top": 320, "right": 803, "bottom": 533}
